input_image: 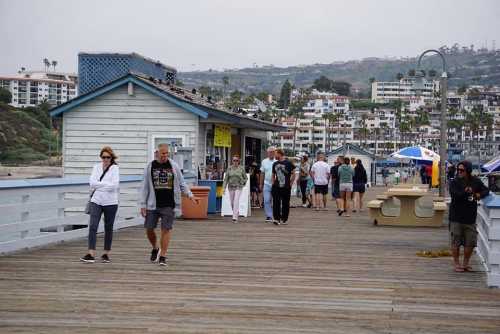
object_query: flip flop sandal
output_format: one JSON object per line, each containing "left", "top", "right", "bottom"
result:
{"left": 455, "top": 266, "right": 465, "bottom": 272}
{"left": 463, "top": 266, "right": 473, "bottom": 272}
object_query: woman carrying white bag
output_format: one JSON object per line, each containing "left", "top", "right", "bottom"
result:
{"left": 80, "top": 146, "right": 120, "bottom": 263}
{"left": 222, "top": 155, "right": 248, "bottom": 223}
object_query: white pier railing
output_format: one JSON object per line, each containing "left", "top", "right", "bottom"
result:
{"left": 0, "top": 177, "right": 143, "bottom": 254}
{"left": 476, "top": 194, "right": 500, "bottom": 287}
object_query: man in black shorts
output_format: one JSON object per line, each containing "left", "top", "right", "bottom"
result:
{"left": 139, "top": 144, "right": 198, "bottom": 266}
{"left": 310, "top": 152, "right": 330, "bottom": 210}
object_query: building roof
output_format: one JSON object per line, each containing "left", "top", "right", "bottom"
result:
{"left": 49, "top": 73, "right": 285, "bottom": 132}
{"left": 329, "top": 143, "right": 375, "bottom": 158}
{"left": 0, "top": 71, "right": 77, "bottom": 84}
{"left": 78, "top": 52, "right": 177, "bottom": 73}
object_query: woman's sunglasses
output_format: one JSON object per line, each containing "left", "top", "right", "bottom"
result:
{"left": 101, "top": 156, "right": 112, "bottom": 160}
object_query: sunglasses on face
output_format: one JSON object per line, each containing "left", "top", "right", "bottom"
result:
{"left": 457, "top": 168, "right": 465, "bottom": 172}
{"left": 101, "top": 156, "right": 112, "bottom": 160}
{"left": 233, "top": 159, "right": 240, "bottom": 162}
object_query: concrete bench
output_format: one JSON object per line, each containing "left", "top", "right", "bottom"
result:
{"left": 376, "top": 194, "right": 393, "bottom": 200}
{"left": 368, "top": 197, "right": 446, "bottom": 227}
{"left": 367, "top": 200, "right": 384, "bottom": 209}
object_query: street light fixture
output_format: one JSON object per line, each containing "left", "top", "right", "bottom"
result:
{"left": 413, "top": 49, "right": 447, "bottom": 197}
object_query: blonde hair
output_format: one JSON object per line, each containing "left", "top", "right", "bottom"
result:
{"left": 100, "top": 146, "right": 118, "bottom": 164}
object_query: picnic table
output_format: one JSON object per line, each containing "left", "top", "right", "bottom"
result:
{"left": 368, "top": 187, "right": 446, "bottom": 227}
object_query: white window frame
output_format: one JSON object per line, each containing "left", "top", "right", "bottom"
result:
{"left": 149, "top": 134, "right": 187, "bottom": 161}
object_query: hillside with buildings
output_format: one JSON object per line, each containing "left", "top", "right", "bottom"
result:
{"left": 178, "top": 48, "right": 500, "bottom": 95}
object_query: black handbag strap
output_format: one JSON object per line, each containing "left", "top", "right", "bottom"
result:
{"left": 90, "top": 164, "right": 113, "bottom": 199}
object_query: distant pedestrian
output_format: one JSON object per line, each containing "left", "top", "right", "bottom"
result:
{"left": 420, "top": 165, "right": 427, "bottom": 184}
{"left": 338, "top": 157, "right": 354, "bottom": 217}
{"left": 223, "top": 155, "right": 248, "bottom": 223}
{"left": 447, "top": 163, "right": 456, "bottom": 182}
{"left": 449, "top": 160, "right": 489, "bottom": 272}
{"left": 80, "top": 146, "right": 119, "bottom": 263}
{"left": 260, "top": 147, "right": 277, "bottom": 223}
{"left": 381, "top": 167, "right": 389, "bottom": 186}
{"left": 352, "top": 159, "right": 368, "bottom": 213}
{"left": 402, "top": 169, "right": 408, "bottom": 183}
{"left": 310, "top": 152, "right": 330, "bottom": 211}
{"left": 139, "top": 144, "right": 198, "bottom": 266}
{"left": 299, "top": 155, "right": 312, "bottom": 208}
{"left": 425, "top": 164, "right": 433, "bottom": 187}
{"left": 394, "top": 170, "right": 401, "bottom": 185}
{"left": 331, "top": 156, "right": 343, "bottom": 212}
{"left": 249, "top": 162, "right": 261, "bottom": 208}
{"left": 271, "top": 149, "right": 295, "bottom": 225}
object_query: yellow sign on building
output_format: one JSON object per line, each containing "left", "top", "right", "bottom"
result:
{"left": 214, "top": 124, "right": 232, "bottom": 147}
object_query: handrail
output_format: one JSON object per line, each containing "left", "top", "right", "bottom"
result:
{"left": 476, "top": 194, "right": 500, "bottom": 287}
{"left": 0, "top": 179, "right": 143, "bottom": 254}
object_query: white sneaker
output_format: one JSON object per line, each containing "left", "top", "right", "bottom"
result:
{"left": 302, "top": 204, "right": 308, "bottom": 208}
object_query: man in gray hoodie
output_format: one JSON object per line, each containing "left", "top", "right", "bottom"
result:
{"left": 139, "top": 143, "right": 197, "bottom": 266}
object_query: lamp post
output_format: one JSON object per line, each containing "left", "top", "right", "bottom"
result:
{"left": 413, "top": 49, "right": 447, "bottom": 197}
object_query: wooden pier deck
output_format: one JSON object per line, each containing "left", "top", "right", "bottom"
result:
{"left": 1, "top": 187, "right": 499, "bottom": 333}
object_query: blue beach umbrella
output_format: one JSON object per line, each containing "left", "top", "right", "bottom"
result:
{"left": 390, "top": 146, "right": 440, "bottom": 162}
{"left": 481, "top": 156, "right": 500, "bottom": 173}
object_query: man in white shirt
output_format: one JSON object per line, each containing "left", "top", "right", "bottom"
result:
{"left": 310, "top": 152, "right": 330, "bottom": 210}
{"left": 259, "top": 146, "right": 276, "bottom": 223}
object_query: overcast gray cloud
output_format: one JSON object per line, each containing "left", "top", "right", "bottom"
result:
{"left": 0, "top": 0, "right": 499, "bottom": 74}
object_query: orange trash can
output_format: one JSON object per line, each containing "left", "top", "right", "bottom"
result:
{"left": 182, "top": 186, "right": 210, "bottom": 219}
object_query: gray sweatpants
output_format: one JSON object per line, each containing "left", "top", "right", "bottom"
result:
{"left": 88, "top": 202, "right": 118, "bottom": 251}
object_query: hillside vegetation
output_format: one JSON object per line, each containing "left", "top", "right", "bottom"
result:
{"left": 178, "top": 49, "right": 500, "bottom": 95}
{"left": 0, "top": 102, "right": 60, "bottom": 164}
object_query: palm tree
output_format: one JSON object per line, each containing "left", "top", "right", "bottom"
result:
{"left": 322, "top": 113, "right": 330, "bottom": 152}
{"left": 289, "top": 100, "right": 305, "bottom": 156}
{"left": 222, "top": 76, "right": 229, "bottom": 97}
{"left": 51, "top": 60, "right": 58, "bottom": 72}
{"left": 43, "top": 58, "right": 50, "bottom": 72}
{"left": 359, "top": 113, "right": 369, "bottom": 148}
{"left": 326, "top": 112, "right": 339, "bottom": 151}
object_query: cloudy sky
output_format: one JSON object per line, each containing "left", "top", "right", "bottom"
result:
{"left": 1, "top": 0, "right": 499, "bottom": 74}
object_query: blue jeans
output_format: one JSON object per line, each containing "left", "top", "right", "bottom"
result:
{"left": 263, "top": 184, "right": 273, "bottom": 219}
{"left": 88, "top": 202, "right": 118, "bottom": 251}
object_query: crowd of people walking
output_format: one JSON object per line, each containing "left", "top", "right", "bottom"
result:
{"left": 80, "top": 144, "right": 490, "bottom": 274}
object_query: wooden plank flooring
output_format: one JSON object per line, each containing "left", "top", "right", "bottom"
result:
{"left": 1, "top": 187, "right": 500, "bottom": 333}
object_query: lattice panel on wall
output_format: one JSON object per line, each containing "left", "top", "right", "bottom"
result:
{"left": 78, "top": 54, "right": 177, "bottom": 95}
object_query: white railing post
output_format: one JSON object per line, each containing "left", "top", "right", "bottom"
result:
{"left": 476, "top": 194, "right": 500, "bottom": 288}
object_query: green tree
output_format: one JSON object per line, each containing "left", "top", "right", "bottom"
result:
{"left": 457, "top": 84, "right": 468, "bottom": 95}
{"left": 312, "top": 75, "right": 333, "bottom": 91}
{"left": 0, "top": 88, "right": 12, "bottom": 104}
{"left": 222, "top": 76, "right": 229, "bottom": 97}
{"left": 278, "top": 79, "right": 292, "bottom": 109}
{"left": 256, "top": 91, "right": 270, "bottom": 102}
{"left": 331, "top": 81, "right": 351, "bottom": 96}
{"left": 226, "top": 90, "right": 244, "bottom": 110}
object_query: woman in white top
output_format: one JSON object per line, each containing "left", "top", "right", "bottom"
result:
{"left": 80, "top": 146, "right": 120, "bottom": 263}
